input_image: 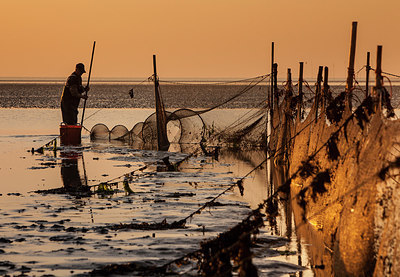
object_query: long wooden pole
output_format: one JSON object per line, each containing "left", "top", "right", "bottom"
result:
{"left": 269, "top": 42, "right": 274, "bottom": 196}
{"left": 268, "top": 44, "right": 275, "bottom": 155}
{"left": 152, "top": 55, "right": 170, "bottom": 151}
{"left": 375, "top": 46, "right": 383, "bottom": 111}
{"left": 323, "top": 66, "right": 329, "bottom": 110}
{"left": 271, "top": 42, "right": 274, "bottom": 113}
{"left": 273, "top": 63, "right": 278, "bottom": 108}
{"left": 375, "top": 46, "right": 383, "bottom": 88}
{"left": 366, "top": 51, "right": 371, "bottom": 98}
{"left": 346, "top": 22, "right": 358, "bottom": 108}
{"left": 287, "top": 68, "right": 292, "bottom": 88}
{"left": 297, "top": 62, "right": 304, "bottom": 121}
{"left": 153, "top": 55, "right": 158, "bottom": 84}
{"left": 80, "top": 41, "right": 96, "bottom": 126}
{"left": 153, "top": 54, "right": 161, "bottom": 149}
{"left": 315, "top": 66, "right": 323, "bottom": 122}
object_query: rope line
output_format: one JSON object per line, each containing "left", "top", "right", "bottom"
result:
{"left": 166, "top": 98, "right": 323, "bottom": 225}
{"left": 382, "top": 71, "right": 400, "bottom": 79}
{"left": 159, "top": 75, "right": 269, "bottom": 86}
{"left": 90, "top": 69, "right": 395, "bottom": 275}
{"left": 147, "top": 95, "right": 385, "bottom": 275}
{"left": 82, "top": 77, "right": 151, "bottom": 123}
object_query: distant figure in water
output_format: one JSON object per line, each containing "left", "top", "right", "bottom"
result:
{"left": 60, "top": 63, "right": 89, "bottom": 125}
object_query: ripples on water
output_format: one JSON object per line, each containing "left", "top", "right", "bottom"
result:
{"left": 1, "top": 81, "right": 400, "bottom": 275}
{"left": 0, "top": 105, "right": 312, "bottom": 276}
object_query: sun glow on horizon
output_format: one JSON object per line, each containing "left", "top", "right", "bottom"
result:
{"left": 1, "top": 0, "right": 400, "bottom": 80}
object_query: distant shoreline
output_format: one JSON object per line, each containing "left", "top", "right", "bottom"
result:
{"left": 0, "top": 78, "right": 398, "bottom": 86}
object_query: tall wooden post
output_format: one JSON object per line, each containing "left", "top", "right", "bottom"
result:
{"left": 297, "top": 62, "right": 304, "bottom": 121}
{"left": 366, "top": 52, "right": 371, "bottom": 98}
{"left": 269, "top": 42, "right": 274, "bottom": 148}
{"left": 283, "top": 68, "right": 292, "bottom": 169}
{"left": 153, "top": 55, "right": 170, "bottom": 151}
{"left": 153, "top": 55, "right": 159, "bottom": 107}
{"left": 375, "top": 46, "right": 383, "bottom": 88}
{"left": 273, "top": 63, "right": 278, "bottom": 108}
{"left": 270, "top": 62, "right": 278, "bottom": 195}
{"left": 270, "top": 43, "right": 275, "bottom": 145}
{"left": 346, "top": 21, "right": 358, "bottom": 108}
{"left": 374, "top": 46, "right": 383, "bottom": 112}
{"left": 315, "top": 66, "right": 323, "bottom": 122}
{"left": 322, "top": 66, "right": 329, "bottom": 111}
{"left": 286, "top": 68, "right": 292, "bottom": 94}
{"left": 271, "top": 42, "right": 275, "bottom": 112}
{"left": 153, "top": 55, "right": 160, "bottom": 149}
{"left": 266, "top": 43, "right": 274, "bottom": 196}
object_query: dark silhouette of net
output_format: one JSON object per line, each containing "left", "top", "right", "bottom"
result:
{"left": 90, "top": 75, "right": 269, "bottom": 149}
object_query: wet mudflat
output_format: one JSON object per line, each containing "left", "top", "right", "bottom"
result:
{"left": 0, "top": 108, "right": 311, "bottom": 276}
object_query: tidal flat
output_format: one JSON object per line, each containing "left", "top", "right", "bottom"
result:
{"left": 0, "top": 107, "right": 310, "bottom": 276}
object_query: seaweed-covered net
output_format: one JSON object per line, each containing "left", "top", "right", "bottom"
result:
{"left": 90, "top": 75, "right": 270, "bottom": 149}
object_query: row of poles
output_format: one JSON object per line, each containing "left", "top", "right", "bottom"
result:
{"left": 266, "top": 21, "right": 387, "bottom": 190}
{"left": 266, "top": 21, "right": 386, "bottom": 138}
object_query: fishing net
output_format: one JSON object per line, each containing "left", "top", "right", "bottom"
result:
{"left": 131, "top": 122, "right": 144, "bottom": 141}
{"left": 90, "top": 123, "right": 109, "bottom": 140}
{"left": 110, "top": 125, "right": 130, "bottom": 140}
{"left": 90, "top": 75, "right": 270, "bottom": 149}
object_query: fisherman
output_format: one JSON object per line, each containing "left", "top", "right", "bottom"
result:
{"left": 60, "top": 63, "right": 89, "bottom": 125}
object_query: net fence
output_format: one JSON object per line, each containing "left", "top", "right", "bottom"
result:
{"left": 90, "top": 75, "right": 270, "bottom": 149}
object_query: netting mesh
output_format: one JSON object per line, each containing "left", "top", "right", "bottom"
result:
{"left": 110, "top": 125, "right": 130, "bottom": 140}
{"left": 90, "top": 75, "right": 270, "bottom": 149}
{"left": 90, "top": 123, "right": 109, "bottom": 140}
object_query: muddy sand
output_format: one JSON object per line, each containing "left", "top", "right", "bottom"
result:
{"left": 0, "top": 108, "right": 310, "bottom": 276}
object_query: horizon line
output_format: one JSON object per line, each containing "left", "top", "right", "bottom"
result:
{"left": 0, "top": 76, "right": 382, "bottom": 83}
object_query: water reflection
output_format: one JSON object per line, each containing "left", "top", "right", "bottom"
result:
{"left": 270, "top": 162, "right": 312, "bottom": 276}
{"left": 60, "top": 151, "right": 91, "bottom": 196}
{"left": 270, "top": 158, "right": 334, "bottom": 276}
{"left": 290, "top": 190, "right": 331, "bottom": 277}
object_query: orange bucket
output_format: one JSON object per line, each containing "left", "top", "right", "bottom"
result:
{"left": 60, "top": 124, "right": 82, "bottom": 145}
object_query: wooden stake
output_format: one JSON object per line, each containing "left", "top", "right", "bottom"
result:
{"left": 273, "top": 63, "right": 278, "bottom": 108}
{"left": 371, "top": 46, "right": 383, "bottom": 113}
{"left": 269, "top": 42, "right": 275, "bottom": 197}
{"left": 375, "top": 46, "right": 383, "bottom": 88}
{"left": 153, "top": 54, "right": 169, "bottom": 151}
{"left": 346, "top": 21, "right": 358, "bottom": 107}
{"left": 271, "top": 42, "right": 275, "bottom": 112}
{"left": 153, "top": 55, "right": 161, "bottom": 150}
{"left": 375, "top": 46, "right": 383, "bottom": 110}
{"left": 268, "top": 42, "right": 274, "bottom": 147}
{"left": 286, "top": 68, "right": 292, "bottom": 94}
{"left": 322, "top": 66, "right": 329, "bottom": 110}
{"left": 153, "top": 54, "right": 158, "bottom": 91}
{"left": 316, "top": 66, "right": 323, "bottom": 122}
{"left": 297, "top": 62, "right": 304, "bottom": 121}
{"left": 366, "top": 52, "right": 370, "bottom": 98}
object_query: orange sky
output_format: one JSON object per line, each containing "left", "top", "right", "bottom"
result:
{"left": 1, "top": 0, "right": 400, "bottom": 80}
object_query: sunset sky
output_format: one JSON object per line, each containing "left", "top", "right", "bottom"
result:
{"left": 1, "top": 0, "right": 400, "bottom": 80}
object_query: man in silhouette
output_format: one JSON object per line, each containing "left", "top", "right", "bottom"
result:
{"left": 60, "top": 63, "right": 89, "bottom": 125}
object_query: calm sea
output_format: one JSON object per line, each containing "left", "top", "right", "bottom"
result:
{"left": 1, "top": 81, "right": 399, "bottom": 109}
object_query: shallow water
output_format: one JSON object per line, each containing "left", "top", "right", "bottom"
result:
{"left": 2, "top": 80, "right": 400, "bottom": 275}
{"left": 0, "top": 108, "right": 313, "bottom": 276}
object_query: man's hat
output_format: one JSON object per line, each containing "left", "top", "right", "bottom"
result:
{"left": 76, "top": 63, "right": 86, "bottom": 73}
